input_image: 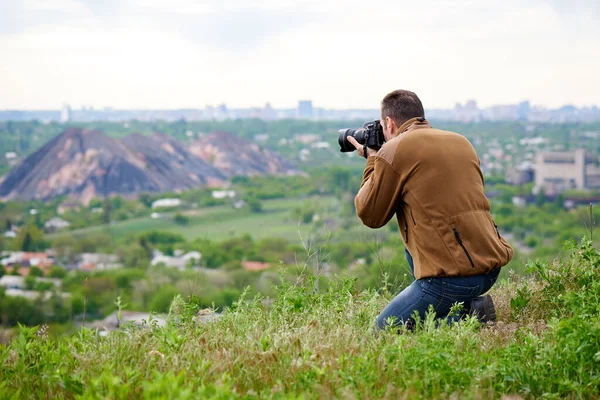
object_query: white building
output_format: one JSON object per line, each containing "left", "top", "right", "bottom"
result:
{"left": 79, "top": 253, "right": 122, "bottom": 271}
{"left": 151, "top": 251, "right": 201, "bottom": 270}
{"left": 5, "top": 289, "right": 71, "bottom": 301}
{"left": 534, "top": 149, "right": 599, "bottom": 195}
{"left": 311, "top": 142, "right": 331, "bottom": 149}
{"left": 211, "top": 190, "right": 236, "bottom": 200}
{"left": 61, "top": 104, "right": 72, "bottom": 123}
{"left": 0, "top": 275, "right": 61, "bottom": 290}
{"left": 151, "top": 198, "right": 182, "bottom": 209}
{"left": 44, "top": 217, "right": 71, "bottom": 231}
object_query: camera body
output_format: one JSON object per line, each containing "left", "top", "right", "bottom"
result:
{"left": 338, "top": 120, "right": 385, "bottom": 153}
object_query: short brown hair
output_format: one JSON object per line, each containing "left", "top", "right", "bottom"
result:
{"left": 381, "top": 90, "right": 425, "bottom": 126}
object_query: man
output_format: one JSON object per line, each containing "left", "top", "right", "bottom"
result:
{"left": 347, "top": 89, "right": 513, "bottom": 330}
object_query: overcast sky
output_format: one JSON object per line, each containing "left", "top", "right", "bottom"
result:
{"left": 0, "top": 0, "right": 598, "bottom": 110}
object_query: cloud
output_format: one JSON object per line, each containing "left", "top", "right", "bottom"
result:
{"left": 0, "top": 0, "right": 598, "bottom": 109}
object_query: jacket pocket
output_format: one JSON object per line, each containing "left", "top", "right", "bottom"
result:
{"left": 452, "top": 226, "right": 475, "bottom": 268}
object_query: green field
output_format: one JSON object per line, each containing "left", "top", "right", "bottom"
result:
{"left": 54, "top": 196, "right": 349, "bottom": 242}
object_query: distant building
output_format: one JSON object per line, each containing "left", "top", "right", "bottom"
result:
{"left": 233, "top": 200, "right": 247, "bottom": 209}
{"left": 151, "top": 198, "right": 182, "bottom": 209}
{"left": 297, "top": 100, "right": 313, "bottom": 119}
{"left": 241, "top": 261, "right": 270, "bottom": 272}
{"left": 512, "top": 196, "right": 528, "bottom": 207}
{"left": 78, "top": 253, "right": 122, "bottom": 271}
{"left": 505, "top": 163, "right": 535, "bottom": 185}
{"left": 534, "top": 149, "right": 600, "bottom": 195}
{"left": 44, "top": 217, "right": 71, "bottom": 231}
{"left": 311, "top": 142, "right": 331, "bottom": 149}
{"left": 0, "top": 275, "right": 61, "bottom": 289}
{"left": 61, "top": 104, "right": 72, "bottom": 123}
{"left": 151, "top": 251, "right": 201, "bottom": 270}
{"left": 1, "top": 251, "right": 55, "bottom": 270}
{"left": 294, "top": 134, "right": 319, "bottom": 144}
{"left": 211, "top": 190, "right": 236, "bottom": 199}
{"left": 57, "top": 201, "right": 81, "bottom": 215}
{"left": 4, "top": 289, "right": 71, "bottom": 301}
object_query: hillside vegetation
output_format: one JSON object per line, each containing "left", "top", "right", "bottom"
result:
{"left": 2, "top": 237, "right": 600, "bottom": 399}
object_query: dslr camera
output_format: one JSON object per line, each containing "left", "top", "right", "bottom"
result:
{"left": 338, "top": 120, "right": 385, "bottom": 153}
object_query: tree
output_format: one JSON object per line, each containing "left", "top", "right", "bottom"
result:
{"left": 13, "top": 225, "right": 47, "bottom": 252}
{"left": 245, "top": 195, "right": 263, "bottom": 213}
{"left": 174, "top": 213, "right": 189, "bottom": 225}
{"left": 24, "top": 275, "right": 36, "bottom": 290}
{"left": 535, "top": 188, "right": 546, "bottom": 207}
{"left": 48, "top": 266, "right": 67, "bottom": 279}
{"left": 28, "top": 266, "right": 44, "bottom": 277}
{"left": 149, "top": 285, "right": 179, "bottom": 313}
{"left": 0, "top": 265, "right": 5, "bottom": 278}
{"left": 21, "top": 232, "right": 32, "bottom": 252}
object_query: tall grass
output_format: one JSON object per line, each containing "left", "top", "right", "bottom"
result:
{"left": 2, "top": 238, "right": 600, "bottom": 399}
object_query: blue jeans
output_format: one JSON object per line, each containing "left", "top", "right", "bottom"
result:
{"left": 375, "top": 249, "right": 500, "bottom": 330}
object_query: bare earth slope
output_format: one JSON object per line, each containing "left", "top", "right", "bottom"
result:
{"left": 0, "top": 129, "right": 295, "bottom": 202}
{"left": 0, "top": 128, "right": 163, "bottom": 203}
{"left": 121, "top": 133, "right": 226, "bottom": 189}
{"left": 189, "top": 131, "right": 298, "bottom": 178}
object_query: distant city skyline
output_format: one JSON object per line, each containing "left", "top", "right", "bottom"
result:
{"left": 2, "top": 98, "right": 599, "bottom": 123}
{"left": 0, "top": 0, "right": 598, "bottom": 110}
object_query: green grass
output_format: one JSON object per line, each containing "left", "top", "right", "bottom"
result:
{"left": 2, "top": 238, "right": 600, "bottom": 398}
{"left": 55, "top": 197, "right": 340, "bottom": 242}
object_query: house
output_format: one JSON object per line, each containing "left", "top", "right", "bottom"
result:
{"left": 293, "top": 134, "right": 319, "bottom": 144}
{"left": 0, "top": 275, "right": 26, "bottom": 289}
{"left": 78, "top": 253, "right": 122, "bottom": 271}
{"left": 505, "top": 162, "right": 535, "bottom": 185}
{"left": 44, "top": 217, "right": 71, "bottom": 231}
{"left": 151, "top": 198, "right": 182, "bottom": 209}
{"left": 4, "top": 289, "right": 70, "bottom": 301}
{"left": 310, "top": 142, "right": 331, "bottom": 149}
{"left": 233, "top": 200, "right": 247, "bottom": 209}
{"left": 1, "top": 251, "right": 55, "bottom": 269}
{"left": 212, "top": 190, "right": 236, "bottom": 199}
{"left": 241, "top": 261, "right": 270, "bottom": 272}
{"left": 0, "top": 275, "right": 61, "bottom": 289}
{"left": 57, "top": 201, "right": 81, "bottom": 215}
{"left": 151, "top": 251, "right": 201, "bottom": 270}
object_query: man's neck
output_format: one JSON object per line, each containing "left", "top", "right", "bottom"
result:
{"left": 394, "top": 117, "right": 430, "bottom": 137}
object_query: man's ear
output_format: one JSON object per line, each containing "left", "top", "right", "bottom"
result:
{"left": 386, "top": 117, "right": 396, "bottom": 132}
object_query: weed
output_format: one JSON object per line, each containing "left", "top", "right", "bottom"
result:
{"left": 2, "top": 239, "right": 600, "bottom": 398}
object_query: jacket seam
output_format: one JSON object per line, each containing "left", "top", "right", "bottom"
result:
{"left": 372, "top": 155, "right": 405, "bottom": 177}
{"left": 430, "top": 209, "right": 489, "bottom": 222}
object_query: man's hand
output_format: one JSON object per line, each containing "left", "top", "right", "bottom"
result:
{"left": 347, "top": 136, "right": 378, "bottom": 158}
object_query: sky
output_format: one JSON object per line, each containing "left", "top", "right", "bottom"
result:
{"left": 0, "top": 0, "right": 598, "bottom": 110}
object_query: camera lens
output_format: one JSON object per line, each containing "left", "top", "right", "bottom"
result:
{"left": 338, "top": 129, "right": 355, "bottom": 152}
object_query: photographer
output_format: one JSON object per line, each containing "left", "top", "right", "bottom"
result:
{"left": 345, "top": 90, "right": 513, "bottom": 330}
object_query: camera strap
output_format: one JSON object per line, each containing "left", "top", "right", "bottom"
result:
{"left": 363, "top": 133, "right": 369, "bottom": 159}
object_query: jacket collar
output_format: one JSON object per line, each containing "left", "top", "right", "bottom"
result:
{"left": 394, "top": 117, "right": 431, "bottom": 137}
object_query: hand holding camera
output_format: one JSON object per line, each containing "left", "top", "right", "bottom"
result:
{"left": 338, "top": 120, "right": 386, "bottom": 158}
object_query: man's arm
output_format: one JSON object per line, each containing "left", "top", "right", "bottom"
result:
{"left": 355, "top": 156, "right": 404, "bottom": 229}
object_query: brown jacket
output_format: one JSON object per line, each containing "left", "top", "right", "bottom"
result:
{"left": 355, "top": 117, "right": 513, "bottom": 279}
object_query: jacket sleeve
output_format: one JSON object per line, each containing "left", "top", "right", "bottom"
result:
{"left": 355, "top": 156, "right": 404, "bottom": 229}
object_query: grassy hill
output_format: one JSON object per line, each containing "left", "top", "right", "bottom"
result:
{"left": 52, "top": 196, "right": 350, "bottom": 242}
{"left": 2, "top": 238, "right": 600, "bottom": 398}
